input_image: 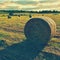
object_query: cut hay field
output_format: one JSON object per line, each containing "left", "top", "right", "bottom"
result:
{"left": 0, "top": 13, "right": 60, "bottom": 60}
{"left": 0, "top": 13, "right": 60, "bottom": 55}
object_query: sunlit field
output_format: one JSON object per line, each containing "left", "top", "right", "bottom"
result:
{"left": 0, "top": 13, "right": 60, "bottom": 55}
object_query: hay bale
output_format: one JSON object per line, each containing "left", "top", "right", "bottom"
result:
{"left": 8, "top": 15, "right": 11, "bottom": 19}
{"left": 40, "top": 16, "right": 56, "bottom": 37}
{"left": 0, "top": 40, "right": 7, "bottom": 47}
{"left": 24, "top": 17, "right": 56, "bottom": 44}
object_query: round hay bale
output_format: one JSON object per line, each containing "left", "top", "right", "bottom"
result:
{"left": 39, "top": 16, "right": 56, "bottom": 37}
{"left": 24, "top": 17, "right": 56, "bottom": 44}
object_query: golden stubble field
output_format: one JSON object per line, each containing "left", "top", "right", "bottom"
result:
{"left": 0, "top": 13, "right": 60, "bottom": 55}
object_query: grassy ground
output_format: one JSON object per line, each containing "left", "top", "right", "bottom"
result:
{"left": 0, "top": 13, "right": 60, "bottom": 56}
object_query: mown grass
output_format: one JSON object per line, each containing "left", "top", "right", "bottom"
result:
{"left": 0, "top": 13, "right": 60, "bottom": 60}
{"left": 0, "top": 13, "right": 60, "bottom": 50}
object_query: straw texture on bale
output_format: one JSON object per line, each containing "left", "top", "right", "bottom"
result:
{"left": 24, "top": 17, "right": 56, "bottom": 44}
{"left": 38, "top": 16, "right": 56, "bottom": 37}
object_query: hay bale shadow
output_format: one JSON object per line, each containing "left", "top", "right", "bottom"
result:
{"left": 0, "top": 39, "right": 60, "bottom": 60}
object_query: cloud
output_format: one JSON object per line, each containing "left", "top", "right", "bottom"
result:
{"left": 0, "top": 1, "right": 37, "bottom": 10}
{"left": 0, "top": 0, "right": 60, "bottom": 11}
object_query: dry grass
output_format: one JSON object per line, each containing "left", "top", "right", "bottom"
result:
{"left": 0, "top": 13, "right": 60, "bottom": 60}
{"left": 0, "top": 13, "right": 60, "bottom": 50}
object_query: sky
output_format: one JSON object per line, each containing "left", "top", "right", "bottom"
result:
{"left": 0, "top": 0, "right": 60, "bottom": 11}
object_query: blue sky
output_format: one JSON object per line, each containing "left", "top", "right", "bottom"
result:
{"left": 0, "top": 0, "right": 60, "bottom": 11}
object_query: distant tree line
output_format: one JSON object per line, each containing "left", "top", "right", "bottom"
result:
{"left": 39, "top": 10, "right": 60, "bottom": 13}
{"left": 0, "top": 10, "right": 60, "bottom": 14}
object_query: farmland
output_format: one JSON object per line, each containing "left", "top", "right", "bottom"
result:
{"left": 0, "top": 13, "right": 60, "bottom": 46}
{"left": 0, "top": 13, "right": 60, "bottom": 59}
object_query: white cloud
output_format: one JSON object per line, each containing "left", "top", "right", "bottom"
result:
{"left": 0, "top": 0, "right": 60, "bottom": 11}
